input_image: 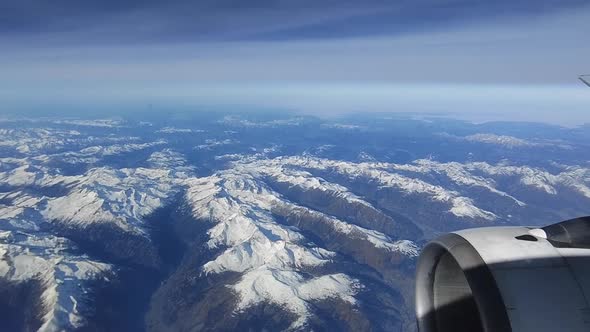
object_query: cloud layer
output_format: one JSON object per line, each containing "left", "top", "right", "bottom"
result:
{"left": 2, "top": 0, "right": 588, "bottom": 44}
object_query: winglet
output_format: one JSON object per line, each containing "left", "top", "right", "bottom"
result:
{"left": 580, "top": 75, "right": 590, "bottom": 88}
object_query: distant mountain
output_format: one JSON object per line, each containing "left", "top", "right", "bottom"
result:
{"left": 0, "top": 114, "right": 589, "bottom": 331}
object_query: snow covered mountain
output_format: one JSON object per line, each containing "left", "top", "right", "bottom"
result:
{"left": 1, "top": 114, "right": 589, "bottom": 331}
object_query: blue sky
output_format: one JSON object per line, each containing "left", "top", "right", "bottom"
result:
{"left": 1, "top": 0, "right": 589, "bottom": 124}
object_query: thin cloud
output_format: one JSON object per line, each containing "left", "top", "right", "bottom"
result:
{"left": 0, "top": 0, "right": 588, "bottom": 45}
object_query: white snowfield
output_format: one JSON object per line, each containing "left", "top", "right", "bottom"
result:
{"left": 185, "top": 173, "right": 338, "bottom": 270}
{"left": 0, "top": 128, "right": 84, "bottom": 155}
{"left": 233, "top": 269, "right": 361, "bottom": 328}
{"left": 0, "top": 126, "right": 154, "bottom": 158}
{"left": 467, "top": 162, "right": 590, "bottom": 197}
{"left": 0, "top": 150, "right": 194, "bottom": 331}
{"left": 465, "top": 133, "right": 539, "bottom": 148}
{"left": 77, "top": 140, "right": 166, "bottom": 157}
{"left": 184, "top": 159, "right": 424, "bottom": 329}
{"left": 257, "top": 156, "right": 499, "bottom": 220}
{"left": 219, "top": 115, "right": 304, "bottom": 128}
{"left": 320, "top": 123, "right": 365, "bottom": 130}
{"left": 260, "top": 156, "right": 590, "bottom": 218}
{"left": 0, "top": 231, "right": 111, "bottom": 331}
{"left": 441, "top": 132, "right": 573, "bottom": 149}
{"left": 0, "top": 166, "right": 186, "bottom": 235}
{"left": 195, "top": 138, "right": 238, "bottom": 150}
{"left": 41, "top": 166, "right": 185, "bottom": 234}
{"left": 52, "top": 119, "right": 124, "bottom": 128}
{"left": 156, "top": 126, "right": 205, "bottom": 134}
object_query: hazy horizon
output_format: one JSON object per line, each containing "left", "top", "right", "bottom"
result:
{"left": 1, "top": 0, "right": 589, "bottom": 125}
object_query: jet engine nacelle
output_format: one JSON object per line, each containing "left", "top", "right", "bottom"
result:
{"left": 415, "top": 216, "right": 590, "bottom": 332}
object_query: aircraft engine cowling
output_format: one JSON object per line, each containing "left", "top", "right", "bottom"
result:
{"left": 415, "top": 216, "right": 590, "bottom": 332}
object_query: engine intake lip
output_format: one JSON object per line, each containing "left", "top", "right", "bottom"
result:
{"left": 415, "top": 233, "right": 512, "bottom": 332}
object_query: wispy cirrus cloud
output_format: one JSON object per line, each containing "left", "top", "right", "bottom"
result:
{"left": 1, "top": 0, "right": 588, "bottom": 45}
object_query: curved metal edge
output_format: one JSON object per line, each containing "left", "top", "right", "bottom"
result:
{"left": 415, "top": 233, "right": 512, "bottom": 332}
{"left": 543, "top": 216, "right": 590, "bottom": 249}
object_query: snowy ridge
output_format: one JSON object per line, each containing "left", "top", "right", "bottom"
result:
{"left": 437, "top": 132, "right": 573, "bottom": 149}
{"left": 252, "top": 156, "right": 590, "bottom": 218}
{"left": 261, "top": 156, "right": 498, "bottom": 220}
{"left": 185, "top": 173, "right": 352, "bottom": 329}
{"left": 247, "top": 163, "right": 375, "bottom": 209}
{"left": 0, "top": 166, "right": 183, "bottom": 235}
{"left": 0, "top": 128, "right": 83, "bottom": 155}
{"left": 51, "top": 139, "right": 166, "bottom": 165}
{"left": 185, "top": 173, "right": 335, "bottom": 268}
{"left": 280, "top": 201, "right": 420, "bottom": 254}
{"left": 76, "top": 140, "right": 166, "bottom": 157}
{"left": 214, "top": 145, "right": 282, "bottom": 162}
{"left": 358, "top": 151, "right": 376, "bottom": 162}
{"left": 0, "top": 230, "right": 111, "bottom": 331}
{"left": 233, "top": 269, "right": 361, "bottom": 329}
{"left": 219, "top": 116, "right": 304, "bottom": 128}
{"left": 0, "top": 126, "right": 159, "bottom": 164}
{"left": 156, "top": 127, "right": 204, "bottom": 134}
{"left": 52, "top": 168, "right": 183, "bottom": 233}
{"left": 0, "top": 149, "right": 192, "bottom": 234}
{"left": 465, "top": 133, "right": 537, "bottom": 148}
{"left": 370, "top": 158, "right": 590, "bottom": 198}
{"left": 0, "top": 149, "right": 195, "bottom": 330}
{"left": 467, "top": 162, "right": 590, "bottom": 197}
{"left": 320, "top": 123, "right": 365, "bottom": 130}
{"left": 463, "top": 133, "right": 572, "bottom": 149}
{"left": 195, "top": 139, "right": 238, "bottom": 150}
{"left": 0, "top": 192, "right": 44, "bottom": 220}
{"left": 52, "top": 119, "right": 123, "bottom": 128}
{"left": 184, "top": 159, "right": 421, "bottom": 328}
{"left": 148, "top": 149, "right": 196, "bottom": 172}
{"left": 399, "top": 159, "right": 527, "bottom": 206}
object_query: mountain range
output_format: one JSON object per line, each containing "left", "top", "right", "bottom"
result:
{"left": 1, "top": 113, "right": 589, "bottom": 331}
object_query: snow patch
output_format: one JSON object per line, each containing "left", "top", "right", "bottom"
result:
{"left": 232, "top": 269, "right": 360, "bottom": 329}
